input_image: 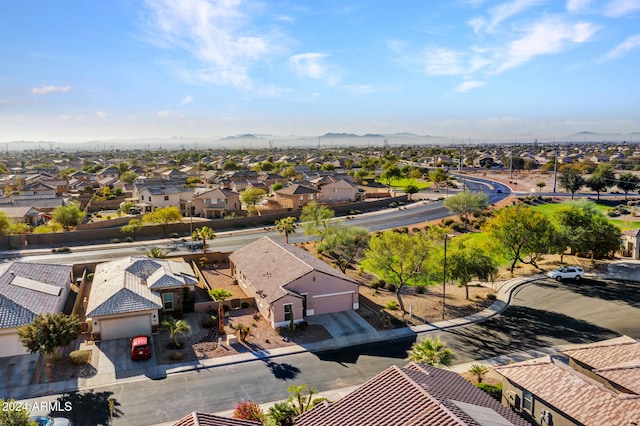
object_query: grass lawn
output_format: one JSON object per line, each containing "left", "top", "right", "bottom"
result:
{"left": 529, "top": 201, "right": 640, "bottom": 230}
{"left": 375, "top": 177, "right": 431, "bottom": 189}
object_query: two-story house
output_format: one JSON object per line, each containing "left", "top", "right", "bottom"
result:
{"left": 192, "top": 188, "right": 241, "bottom": 218}
{"left": 137, "top": 185, "right": 193, "bottom": 212}
{"left": 273, "top": 184, "right": 320, "bottom": 210}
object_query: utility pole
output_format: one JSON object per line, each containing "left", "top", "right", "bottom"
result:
{"left": 552, "top": 145, "right": 558, "bottom": 193}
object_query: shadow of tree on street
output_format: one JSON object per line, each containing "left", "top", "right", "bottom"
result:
{"left": 263, "top": 359, "right": 301, "bottom": 381}
{"left": 50, "top": 389, "right": 121, "bottom": 426}
{"left": 445, "top": 305, "right": 619, "bottom": 361}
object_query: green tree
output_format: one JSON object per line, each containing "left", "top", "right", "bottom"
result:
{"left": 0, "top": 210, "right": 13, "bottom": 235}
{"left": 161, "top": 316, "right": 192, "bottom": 347}
{"left": 317, "top": 224, "right": 370, "bottom": 273}
{"left": 429, "top": 167, "right": 448, "bottom": 189}
{"left": 553, "top": 200, "right": 621, "bottom": 258}
{"left": 275, "top": 216, "right": 297, "bottom": 244}
{"left": 364, "top": 230, "right": 432, "bottom": 313}
{"left": 469, "top": 364, "right": 489, "bottom": 383}
{"left": 119, "top": 170, "right": 138, "bottom": 184}
{"left": 443, "top": 191, "right": 488, "bottom": 230}
{"left": 536, "top": 181, "right": 546, "bottom": 192}
{"left": 406, "top": 335, "right": 457, "bottom": 366}
{"left": 192, "top": 226, "right": 216, "bottom": 254}
{"left": 586, "top": 163, "right": 615, "bottom": 200}
{"left": 486, "top": 204, "right": 556, "bottom": 273}
{"left": 52, "top": 202, "right": 84, "bottom": 230}
{"left": 222, "top": 160, "right": 240, "bottom": 171}
{"left": 0, "top": 398, "right": 36, "bottom": 426}
{"left": 142, "top": 206, "right": 182, "bottom": 238}
{"left": 616, "top": 172, "right": 640, "bottom": 200}
{"left": 381, "top": 164, "right": 402, "bottom": 188}
{"left": 300, "top": 201, "right": 335, "bottom": 244}
{"left": 287, "top": 384, "right": 326, "bottom": 415}
{"left": 17, "top": 313, "right": 82, "bottom": 382}
{"left": 281, "top": 166, "right": 297, "bottom": 179}
{"left": 267, "top": 401, "right": 297, "bottom": 426}
{"left": 447, "top": 239, "right": 497, "bottom": 299}
{"left": 240, "top": 187, "right": 266, "bottom": 214}
{"left": 121, "top": 218, "right": 143, "bottom": 241}
{"left": 559, "top": 167, "right": 586, "bottom": 199}
{"left": 144, "top": 247, "right": 168, "bottom": 258}
{"left": 209, "top": 289, "right": 234, "bottom": 334}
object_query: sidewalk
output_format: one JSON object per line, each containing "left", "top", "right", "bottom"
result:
{"left": 5, "top": 274, "right": 543, "bottom": 402}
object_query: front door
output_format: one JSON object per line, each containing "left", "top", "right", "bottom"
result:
{"left": 302, "top": 295, "right": 307, "bottom": 317}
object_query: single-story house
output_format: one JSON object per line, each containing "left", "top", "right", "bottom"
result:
{"left": 0, "top": 206, "right": 43, "bottom": 227}
{"left": 296, "top": 361, "right": 531, "bottom": 426}
{"left": 172, "top": 412, "right": 260, "bottom": 426}
{"left": 495, "top": 336, "right": 640, "bottom": 425}
{"left": 229, "top": 237, "right": 359, "bottom": 328}
{"left": 86, "top": 256, "right": 197, "bottom": 340}
{"left": 0, "top": 262, "right": 73, "bottom": 357}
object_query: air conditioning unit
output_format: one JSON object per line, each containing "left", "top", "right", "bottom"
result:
{"left": 540, "top": 409, "right": 551, "bottom": 424}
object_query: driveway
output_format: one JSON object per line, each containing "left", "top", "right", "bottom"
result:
{"left": 95, "top": 336, "right": 157, "bottom": 380}
{"left": 0, "top": 353, "right": 39, "bottom": 399}
{"left": 607, "top": 260, "right": 640, "bottom": 282}
{"left": 306, "top": 310, "right": 376, "bottom": 338}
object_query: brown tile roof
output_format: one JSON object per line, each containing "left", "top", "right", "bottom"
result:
{"left": 276, "top": 184, "right": 319, "bottom": 195}
{"left": 229, "top": 237, "right": 356, "bottom": 304}
{"left": 494, "top": 355, "right": 640, "bottom": 425}
{"left": 172, "top": 412, "right": 261, "bottom": 426}
{"left": 295, "top": 362, "right": 530, "bottom": 426}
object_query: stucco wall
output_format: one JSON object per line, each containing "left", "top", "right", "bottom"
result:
{"left": 286, "top": 271, "right": 358, "bottom": 314}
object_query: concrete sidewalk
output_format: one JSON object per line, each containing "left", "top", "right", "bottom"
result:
{"left": 4, "top": 275, "right": 542, "bottom": 402}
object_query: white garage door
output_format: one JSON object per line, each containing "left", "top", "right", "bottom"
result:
{"left": 99, "top": 315, "right": 152, "bottom": 340}
{"left": 313, "top": 293, "right": 353, "bottom": 315}
{"left": 0, "top": 332, "right": 29, "bottom": 357}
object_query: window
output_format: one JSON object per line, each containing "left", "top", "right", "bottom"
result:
{"left": 211, "top": 198, "right": 217, "bottom": 204}
{"left": 299, "top": 195, "right": 304, "bottom": 200}
{"left": 284, "top": 304, "right": 293, "bottom": 322}
{"left": 164, "top": 195, "right": 169, "bottom": 201}
{"left": 523, "top": 390, "right": 533, "bottom": 412}
{"left": 163, "top": 293, "right": 174, "bottom": 310}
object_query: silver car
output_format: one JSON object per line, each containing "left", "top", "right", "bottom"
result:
{"left": 546, "top": 266, "right": 585, "bottom": 281}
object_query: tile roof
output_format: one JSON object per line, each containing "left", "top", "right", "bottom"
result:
{"left": 0, "top": 262, "right": 72, "bottom": 328}
{"left": 295, "top": 362, "right": 530, "bottom": 426}
{"left": 86, "top": 257, "right": 196, "bottom": 317}
{"left": 275, "top": 184, "right": 319, "bottom": 195}
{"left": 172, "top": 412, "right": 260, "bottom": 426}
{"left": 229, "top": 237, "right": 356, "bottom": 304}
{"left": 494, "top": 355, "right": 640, "bottom": 425}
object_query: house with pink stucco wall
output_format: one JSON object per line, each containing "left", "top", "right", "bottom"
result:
{"left": 229, "top": 237, "right": 359, "bottom": 328}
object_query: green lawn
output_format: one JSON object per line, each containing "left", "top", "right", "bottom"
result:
{"left": 529, "top": 201, "right": 640, "bottom": 230}
{"left": 375, "top": 177, "right": 431, "bottom": 189}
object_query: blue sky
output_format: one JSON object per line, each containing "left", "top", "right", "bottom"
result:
{"left": 1, "top": 0, "right": 640, "bottom": 143}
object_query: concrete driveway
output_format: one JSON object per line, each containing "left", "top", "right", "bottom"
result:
{"left": 607, "top": 260, "right": 640, "bottom": 282}
{"left": 306, "top": 310, "right": 375, "bottom": 338}
{"left": 0, "top": 353, "right": 39, "bottom": 398}
{"left": 96, "top": 336, "right": 157, "bottom": 380}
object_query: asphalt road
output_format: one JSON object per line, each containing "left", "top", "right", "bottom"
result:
{"left": 35, "top": 276, "right": 640, "bottom": 426}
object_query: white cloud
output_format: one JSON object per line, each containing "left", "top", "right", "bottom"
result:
{"left": 600, "top": 34, "right": 640, "bottom": 61}
{"left": 566, "top": 0, "right": 594, "bottom": 13}
{"left": 289, "top": 53, "right": 340, "bottom": 85}
{"left": 495, "top": 18, "right": 598, "bottom": 73}
{"left": 96, "top": 111, "right": 108, "bottom": 119}
{"left": 30, "top": 85, "right": 72, "bottom": 95}
{"left": 180, "top": 95, "right": 193, "bottom": 105}
{"left": 424, "top": 48, "right": 466, "bottom": 75}
{"left": 472, "top": 0, "right": 545, "bottom": 33}
{"left": 142, "top": 0, "right": 276, "bottom": 89}
{"left": 605, "top": 0, "right": 640, "bottom": 17}
{"left": 455, "top": 80, "right": 487, "bottom": 92}
{"left": 156, "top": 110, "right": 182, "bottom": 118}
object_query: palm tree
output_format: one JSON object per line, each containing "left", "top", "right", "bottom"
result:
{"left": 468, "top": 363, "right": 489, "bottom": 383}
{"left": 144, "top": 247, "right": 168, "bottom": 258}
{"left": 275, "top": 216, "right": 296, "bottom": 243}
{"left": 192, "top": 226, "right": 216, "bottom": 254}
{"left": 406, "top": 335, "right": 457, "bottom": 366}
{"left": 208, "top": 289, "right": 234, "bottom": 334}
{"left": 267, "top": 402, "right": 296, "bottom": 426}
{"left": 161, "top": 316, "right": 191, "bottom": 348}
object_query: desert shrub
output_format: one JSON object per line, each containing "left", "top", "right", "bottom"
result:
{"left": 385, "top": 282, "right": 397, "bottom": 292}
{"left": 442, "top": 218, "right": 455, "bottom": 226}
{"left": 170, "top": 232, "right": 179, "bottom": 238}
{"left": 476, "top": 383, "right": 502, "bottom": 401}
{"left": 607, "top": 210, "right": 620, "bottom": 217}
{"left": 240, "top": 302, "right": 250, "bottom": 309}
{"left": 233, "top": 400, "right": 264, "bottom": 422}
{"left": 69, "top": 350, "right": 91, "bottom": 366}
{"left": 86, "top": 273, "right": 94, "bottom": 281}
{"left": 110, "top": 238, "right": 120, "bottom": 244}
{"left": 125, "top": 236, "right": 133, "bottom": 242}
{"left": 384, "top": 300, "right": 398, "bottom": 310}
{"left": 388, "top": 202, "right": 398, "bottom": 208}
{"left": 486, "top": 293, "right": 497, "bottom": 301}
{"left": 371, "top": 279, "right": 385, "bottom": 290}
{"left": 415, "top": 285, "right": 426, "bottom": 294}
{"left": 169, "top": 352, "right": 184, "bottom": 362}
{"left": 235, "top": 323, "right": 250, "bottom": 342}
{"left": 201, "top": 316, "right": 215, "bottom": 329}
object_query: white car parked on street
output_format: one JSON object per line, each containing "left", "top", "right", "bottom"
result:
{"left": 546, "top": 266, "right": 585, "bottom": 281}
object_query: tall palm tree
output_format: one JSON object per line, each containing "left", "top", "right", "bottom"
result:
{"left": 161, "top": 316, "right": 191, "bottom": 347}
{"left": 208, "top": 289, "right": 234, "bottom": 334}
{"left": 192, "top": 226, "right": 216, "bottom": 254}
{"left": 275, "top": 216, "right": 296, "bottom": 244}
{"left": 406, "top": 335, "right": 457, "bottom": 366}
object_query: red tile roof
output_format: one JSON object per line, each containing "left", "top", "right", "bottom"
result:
{"left": 172, "top": 412, "right": 261, "bottom": 426}
{"left": 295, "top": 362, "right": 530, "bottom": 426}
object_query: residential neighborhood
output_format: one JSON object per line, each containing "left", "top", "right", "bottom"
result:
{"left": 1, "top": 142, "right": 640, "bottom": 425}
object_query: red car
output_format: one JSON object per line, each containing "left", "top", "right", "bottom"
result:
{"left": 131, "top": 335, "right": 152, "bottom": 360}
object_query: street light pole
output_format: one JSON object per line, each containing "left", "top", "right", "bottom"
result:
{"left": 442, "top": 234, "right": 448, "bottom": 321}
{"left": 188, "top": 200, "right": 194, "bottom": 252}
